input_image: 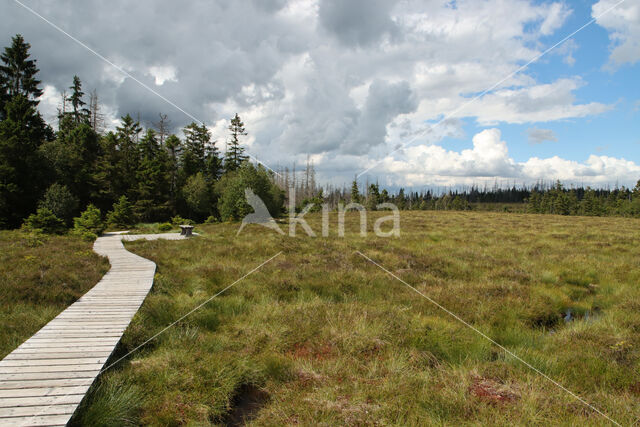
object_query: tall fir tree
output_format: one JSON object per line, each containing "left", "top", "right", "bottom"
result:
{"left": 135, "top": 129, "right": 170, "bottom": 221}
{"left": 115, "top": 114, "right": 143, "bottom": 200}
{"left": 66, "top": 75, "right": 89, "bottom": 125}
{"left": 0, "top": 95, "right": 48, "bottom": 227}
{"left": 0, "top": 35, "right": 43, "bottom": 120}
{"left": 181, "top": 121, "right": 207, "bottom": 177}
{"left": 225, "top": 113, "right": 248, "bottom": 172}
{"left": 350, "top": 179, "right": 360, "bottom": 204}
{"left": 0, "top": 35, "right": 49, "bottom": 227}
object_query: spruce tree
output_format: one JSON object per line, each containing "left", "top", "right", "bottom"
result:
{"left": 135, "top": 129, "right": 170, "bottom": 221}
{"left": 350, "top": 180, "right": 360, "bottom": 204}
{"left": 225, "top": 113, "right": 248, "bottom": 172}
{"left": 0, "top": 34, "right": 43, "bottom": 120}
{"left": 0, "top": 95, "right": 48, "bottom": 227}
{"left": 115, "top": 114, "right": 142, "bottom": 199}
{"left": 66, "top": 75, "right": 89, "bottom": 125}
{"left": 182, "top": 122, "right": 207, "bottom": 177}
{"left": 92, "top": 132, "right": 122, "bottom": 211}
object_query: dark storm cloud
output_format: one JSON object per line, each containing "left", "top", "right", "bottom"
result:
{"left": 1, "top": 0, "right": 308, "bottom": 131}
{"left": 318, "top": 0, "right": 399, "bottom": 47}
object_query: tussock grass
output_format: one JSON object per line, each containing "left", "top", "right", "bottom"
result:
{"left": 76, "top": 212, "right": 640, "bottom": 424}
{"left": 0, "top": 230, "right": 109, "bottom": 358}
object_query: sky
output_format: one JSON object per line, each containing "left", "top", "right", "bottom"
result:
{"left": 2, "top": 0, "right": 639, "bottom": 190}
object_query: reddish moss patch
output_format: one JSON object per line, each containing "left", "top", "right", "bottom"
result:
{"left": 468, "top": 376, "right": 519, "bottom": 405}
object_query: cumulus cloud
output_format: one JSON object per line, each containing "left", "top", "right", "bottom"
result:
{"left": 593, "top": 0, "right": 640, "bottom": 65}
{"left": 370, "top": 129, "right": 640, "bottom": 187}
{"left": 0, "top": 0, "right": 621, "bottom": 185}
{"left": 527, "top": 127, "right": 557, "bottom": 144}
{"left": 463, "top": 78, "right": 611, "bottom": 125}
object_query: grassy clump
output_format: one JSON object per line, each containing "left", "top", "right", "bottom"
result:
{"left": 0, "top": 230, "right": 110, "bottom": 358}
{"left": 73, "top": 212, "right": 640, "bottom": 424}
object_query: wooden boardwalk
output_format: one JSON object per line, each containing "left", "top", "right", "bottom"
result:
{"left": 0, "top": 232, "right": 187, "bottom": 426}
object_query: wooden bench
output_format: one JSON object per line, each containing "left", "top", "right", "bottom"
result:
{"left": 179, "top": 225, "right": 194, "bottom": 237}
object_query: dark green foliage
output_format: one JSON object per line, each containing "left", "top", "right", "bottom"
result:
{"left": 66, "top": 75, "right": 89, "bottom": 125}
{"left": 350, "top": 180, "right": 360, "bottom": 204}
{"left": 164, "top": 134, "right": 182, "bottom": 214}
{"left": 23, "top": 207, "right": 65, "bottom": 234}
{"left": 181, "top": 122, "right": 221, "bottom": 181}
{"left": 107, "top": 195, "right": 136, "bottom": 228}
{"left": 0, "top": 95, "right": 48, "bottom": 227}
{"left": 0, "top": 34, "right": 43, "bottom": 120}
{"left": 299, "top": 188, "right": 324, "bottom": 213}
{"left": 158, "top": 222, "right": 172, "bottom": 232}
{"left": 134, "top": 129, "right": 170, "bottom": 221}
{"left": 171, "top": 215, "right": 194, "bottom": 226}
{"left": 224, "top": 113, "right": 248, "bottom": 172}
{"left": 41, "top": 122, "right": 101, "bottom": 207}
{"left": 73, "top": 204, "right": 105, "bottom": 235}
{"left": 217, "top": 162, "right": 284, "bottom": 221}
{"left": 38, "top": 183, "right": 78, "bottom": 225}
{"left": 182, "top": 122, "right": 207, "bottom": 177}
{"left": 183, "top": 172, "right": 212, "bottom": 220}
{"left": 366, "top": 184, "right": 379, "bottom": 210}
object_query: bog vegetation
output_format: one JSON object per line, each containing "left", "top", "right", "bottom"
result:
{"left": 0, "top": 230, "right": 109, "bottom": 358}
{"left": 70, "top": 211, "right": 640, "bottom": 425}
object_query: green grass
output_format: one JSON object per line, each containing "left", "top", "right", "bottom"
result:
{"left": 65, "top": 212, "right": 640, "bottom": 424}
{"left": 0, "top": 230, "right": 110, "bottom": 358}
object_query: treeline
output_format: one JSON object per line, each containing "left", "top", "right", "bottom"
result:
{"left": 0, "top": 34, "right": 283, "bottom": 233}
{"left": 343, "top": 181, "right": 640, "bottom": 217}
{"left": 2, "top": 34, "right": 638, "bottom": 234}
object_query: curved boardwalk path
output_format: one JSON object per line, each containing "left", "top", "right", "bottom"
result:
{"left": 0, "top": 232, "right": 187, "bottom": 426}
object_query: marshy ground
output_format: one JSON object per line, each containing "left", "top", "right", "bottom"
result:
{"left": 3, "top": 211, "right": 639, "bottom": 425}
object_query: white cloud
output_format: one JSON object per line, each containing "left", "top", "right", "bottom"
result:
{"left": 367, "top": 129, "right": 640, "bottom": 187}
{"left": 462, "top": 78, "right": 611, "bottom": 125}
{"left": 39, "top": 84, "right": 63, "bottom": 124}
{"left": 0, "top": 0, "right": 623, "bottom": 186}
{"left": 148, "top": 65, "right": 178, "bottom": 86}
{"left": 593, "top": 0, "right": 640, "bottom": 65}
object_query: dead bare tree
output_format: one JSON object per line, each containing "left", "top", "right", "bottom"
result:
{"left": 89, "top": 89, "right": 105, "bottom": 134}
{"left": 153, "top": 113, "right": 170, "bottom": 146}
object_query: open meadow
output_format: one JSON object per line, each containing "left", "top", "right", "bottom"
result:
{"left": 0, "top": 231, "right": 109, "bottom": 359}
{"left": 59, "top": 211, "right": 640, "bottom": 425}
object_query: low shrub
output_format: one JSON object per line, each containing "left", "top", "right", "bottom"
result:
{"left": 171, "top": 215, "right": 194, "bottom": 226}
{"left": 38, "top": 183, "right": 79, "bottom": 225}
{"left": 73, "top": 204, "right": 105, "bottom": 235}
{"left": 158, "top": 222, "right": 173, "bottom": 232}
{"left": 106, "top": 196, "right": 136, "bottom": 228}
{"left": 23, "top": 208, "right": 66, "bottom": 234}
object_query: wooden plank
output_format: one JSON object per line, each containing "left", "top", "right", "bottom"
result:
{"left": 0, "top": 403, "right": 77, "bottom": 417}
{"left": 12, "top": 346, "right": 116, "bottom": 353}
{"left": 0, "top": 378, "right": 95, "bottom": 389}
{"left": 0, "top": 385, "right": 90, "bottom": 398}
{"left": 0, "top": 413, "right": 71, "bottom": 426}
{"left": 0, "top": 358, "right": 106, "bottom": 367}
{"left": 0, "top": 364, "right": 103, "bottom": 374}
{"left": 0, "top": 393, "right": 85, "bottom": 408}
{"left": 3, "top": 352, "right": 113, "bottom": 360}
{"left": 0, "top": 233, "right": 185, "bottom": 422}
{"left": 0, "top": 370, "right": 100, "bottom": 381}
